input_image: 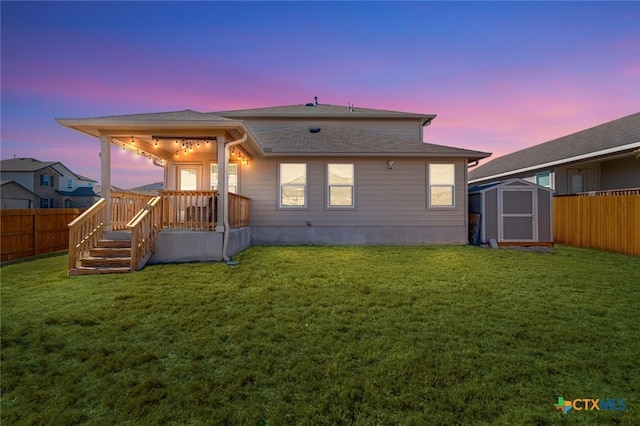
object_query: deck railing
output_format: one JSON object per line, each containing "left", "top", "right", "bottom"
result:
{"left": 68, "top": 198, "right": 107, "bottom": 271}
{"left": 127, "top": 196, "right": 162, "bottom": 271}
{"left": 111, "top": 191, "right": 155, "bottom": 230}
{"left": 159, "top": 190, "right": 218, "bottom": 231}
{"left": 229, "top": 193, "right": 251, "bottom": 228}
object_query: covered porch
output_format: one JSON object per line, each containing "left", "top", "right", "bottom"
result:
{"left": 57, "top": 110, "right": 263, "bottom": 275}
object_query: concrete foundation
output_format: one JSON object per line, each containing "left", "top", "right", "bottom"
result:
{"left": 251, "top": 226, "right": 466, "bottom": 245}
{"left": 148, "top": 227, "right": 251, "bottom": 264}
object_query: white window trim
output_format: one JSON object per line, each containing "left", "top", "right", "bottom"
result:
{"left": 427, "top": 163, "right": 456, "bottom": 208}
{"left": 278, "top": 162, "right": 307, "bottom": 209}
{"left": 210, "top": 162, "right": 239, "bottom": 194}
{"left": 327, "top": 163, "right": 355, "bottom": 208}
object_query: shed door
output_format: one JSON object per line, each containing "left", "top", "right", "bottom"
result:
{"left": 498, "top": 188, "right": 537, "bottom": 242}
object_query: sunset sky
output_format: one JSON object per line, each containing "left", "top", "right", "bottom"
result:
{"left": 2, "top": 1, "right": 639, "bottom": 188}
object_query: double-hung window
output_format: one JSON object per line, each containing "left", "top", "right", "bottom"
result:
{"left": 428, "top": 163, "right": 455, "bottom": 207}
{"left": 279, "top": 163, "right": 307, "bottom": 207}
{"left": 327, "top": 163, "right": 354, "bottom": 207}
{"left": 40, "top": 174, "right": 52, "bottom": 187}
{"left": 211, "top": 163, "right": 238, "bottom": 193}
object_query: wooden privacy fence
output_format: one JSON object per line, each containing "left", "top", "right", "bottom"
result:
{"left": 553, "top": 193, "right": 640, "bottom": 256}
{"left": 1, "top": 209, "right": 83, "bottom": 261}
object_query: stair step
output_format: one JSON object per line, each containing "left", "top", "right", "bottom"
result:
{"left": 80, "top": 256, "right": 131, "bottom": 268}
{"left": 69, "top": 266, "right": 132, "bottom": 276}
{"left": 97, "top": 239, "right": 131, "bottom": 248}
{"left": 89, "top": 247, "right": 131, "bottom": 257}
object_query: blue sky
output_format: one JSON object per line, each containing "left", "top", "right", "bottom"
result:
{"left": 2, "top": 1, "right": 638, "bottom": 187}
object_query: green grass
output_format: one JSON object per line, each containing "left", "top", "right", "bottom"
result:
{"left": 2, "top": 245, "right": 639, "bottom": 425}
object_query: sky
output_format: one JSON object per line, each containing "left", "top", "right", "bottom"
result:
{"left": 1, "top": 1, "right": 639, "bottom": 188}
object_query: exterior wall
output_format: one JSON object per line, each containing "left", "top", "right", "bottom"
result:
{"left": 241, "top": 156, "right": 470, "bottom": 244}
{"left": 483, "top": 189, "right": 498, "bottom": 242}
{"left": 33, "top": 167, "right": 62, "bottom": 208}
{"left": 0, "top": 183, "right": 37, "bottom": 209}
{"left": 242, "top": 117, "right": 424, "bottom": 141}
{"left": 60, "top": 195, "right": 97, "bottom": 209}
{"left": 600, "top": 155, "right": 640, "bottom": 190}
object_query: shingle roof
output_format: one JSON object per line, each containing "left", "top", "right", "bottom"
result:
{"left": 0, "top": 158, "right": 60, "bottom": 173}
{"left": 469, "top": 112, "right": 640, "bottom": 182}
{"left": 216, "top": 103, "right": 435, "bottom": 124}
{"left": 62, "top": 109, "right": 233, "bottom": 122}
{"left": 57, "top": 187, "right": 97, "bottom": 197}
{"left": 254, "top": 125, "right": 490, "bottom": 159}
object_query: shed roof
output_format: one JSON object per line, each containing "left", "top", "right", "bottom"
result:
{"left": 468, "top": 178, "right": 554, "bottom": 194}
{"left": 469, "top": 112, "right": 640, "bottom": 182}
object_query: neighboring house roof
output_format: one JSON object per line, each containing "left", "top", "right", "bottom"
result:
{"left": 75, "top": 174, "right": 98, "bottom": 182}
{"left": 127, "top": 182, "right": 164, "bottom": 196}
{"left": 57, "top": 187, "right": 98, "bottom": 197}
{"left": 469, "top": 112, "right": 640, "bottom": 183}
{"left": 0, "top": 158, "right": 63, "bottom": 174}
{"left": 216, "top": 103, "right": 436, "bottom": 127}
{"left": 255, "top": 125, "right": 490, "bottom": 160}
{"left": 1, "top": 180, "right": 38, "bottom": 196}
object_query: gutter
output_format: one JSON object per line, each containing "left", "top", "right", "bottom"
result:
{"left": 222, "top": 133, "right": 248, "bottom": 262}
{"left": 469, "top": 142, "right": 640, "bottom": 184}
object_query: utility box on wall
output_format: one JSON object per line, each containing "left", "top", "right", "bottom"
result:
{"left": 468, "top": 179, "right": 554, "bottom": 246}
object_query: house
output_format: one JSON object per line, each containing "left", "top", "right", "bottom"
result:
{"left": 57, "top": 100, "right": 491, "bottom": 274}
{"left": 0, "top": 180, "right": 38, "bottom": 209}
{"left": 468, "top": 112, "right": 640, "bottom": 194}
{"left": 0, "top": 158, "right": 98, "bottom": 208}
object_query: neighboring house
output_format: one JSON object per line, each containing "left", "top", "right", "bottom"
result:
{"left": 128, "top": 182, "right": 164, "bottom": 197}
{"left": 0, "top": 180, "right": 38, "bottom": 208}
{"left": 0, "top": 158, "right": 97, "bottom": 208}
{"left": 58, "top": 101, "right": 490, "bottom": 247}
{"left": 468, "top": 112, "right": 640, "bottom": 194}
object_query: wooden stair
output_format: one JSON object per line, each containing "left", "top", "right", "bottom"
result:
{"left": 69, "top": 239, "right": 132, "bottom": 275}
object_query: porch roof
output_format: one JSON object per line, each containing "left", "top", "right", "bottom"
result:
{"left": 254, "top": 125, "right": 491, "bottom": 161}
{"left": 56, "top": 109, "right": 264, "bottom": 159}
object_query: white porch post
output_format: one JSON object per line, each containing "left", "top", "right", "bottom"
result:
{"left": 100, "top": 134, "right": 112, "bottom": 231}
{"left": 215, "top": 136, "right": 227, "bottom": 233}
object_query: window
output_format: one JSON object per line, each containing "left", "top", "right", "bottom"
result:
{"left": 177, "top": 167, "right": 199, "bottom": 190}
{"left": 536, "top": 172, "right": 551, "bottom": 188}
{"left": 428, "top": 163, "right": 455, "bottom": 207}
{"left": 39, "top": 198, "right": 53, "bottom": 208}
{"left": 67, "top": 178, "right": 73, "bottom": 189}
{"left": 40, "top": 174, "right": 52, "bottom": 187}
{"left": 328, "top": 163, "right": 354, "bottom": 207}
{"left": 280, "top": 163, "right": 306, "bottom": 207}
{"left": 211, "top": 163, "right": 238, "bottom": 194}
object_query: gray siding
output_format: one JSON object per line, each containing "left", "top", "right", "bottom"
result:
{"left": 600, "top": 155, "right": 640, "bottom": 190}
{"left": 241, "top": 156, "right": 470, "bottom": 244}
{"left": 537, "top": 188, "right": 552, "bottom": 242}
{"left": 484, "top": 189, "right": 498, "bottom": 242}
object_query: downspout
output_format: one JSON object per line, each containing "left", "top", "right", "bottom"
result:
{"left": 222, "top": 133, "right": 248, "bottom": 261}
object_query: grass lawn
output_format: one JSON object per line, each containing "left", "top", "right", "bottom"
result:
{"left": 1, "top": 245, "right": 639, "bottom": 425}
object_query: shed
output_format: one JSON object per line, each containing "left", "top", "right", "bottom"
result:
{"left": 468, "top": 179, "right": 554, "bottom": 246}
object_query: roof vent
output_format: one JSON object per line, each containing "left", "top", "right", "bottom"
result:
{"left": 305, "top": 102, "right": 316, "bottom": 107}
{"left": 309, "top": 127, "right": 321, "bottom": 133}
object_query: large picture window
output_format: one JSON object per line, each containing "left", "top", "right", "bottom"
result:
{"left": 211, "top": 163, "right": 238, "bottom": 193}
{"left": 328, "top": 163, "right": 354, "bottom": 207}
{"left": 280, "top": 163, "right": 307, "bottom": 207}
{"left": 428, "top": 163, "right": 455, "bottom": 207}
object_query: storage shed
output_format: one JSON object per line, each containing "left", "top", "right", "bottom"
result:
{"left": 468, "top": 179, "right": 554, "bottom": 246}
